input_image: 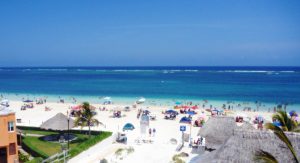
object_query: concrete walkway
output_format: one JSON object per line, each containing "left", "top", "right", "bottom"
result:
{"left": 68, "top": 135, "right": 119, "bottom": 163}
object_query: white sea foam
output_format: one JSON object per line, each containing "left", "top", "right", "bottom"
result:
{"left": 76, "top": 69, "right": 91, "bottom": 72}
{"left": 184, "top": 69, "right": 199, "bottom": 72}
{"left": 37, "top": 69, "right": 68, "bottom": 71}
{"left": 217, "top": 70, "right": 272, "bottom": 73}
{"left": 112, "top": 69, "right": 155, "bottom": 72}
{"left": 280, "top": 71, "right": 295, "bottom": 73}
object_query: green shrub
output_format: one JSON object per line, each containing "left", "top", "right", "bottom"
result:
{"left": 19, "top": 151, "right": 30, "bottom": 162}
{"left": 115, "top": 148, "right": 124, "bottom": 156}
{"left": 26, "top": 157, "right": 43, "bottom": 163}
{"left": 19, "top": 126, "right": 111, "bottom": 160}
{"left": 69, "top": 131, "right": 112, "bottom": 157}
{"left": 172, "top": 154, "right": 185, "bottom": 163}
{"left": 127, "top": 147, "right": 134, "bottom": 154}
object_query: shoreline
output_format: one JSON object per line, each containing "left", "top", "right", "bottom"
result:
{"left": 1, "top": 92, "right": 300, "bottom": 112}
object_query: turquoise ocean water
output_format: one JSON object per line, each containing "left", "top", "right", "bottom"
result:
{"left": 0, "top": 66, "right": 300, "bottom": 111}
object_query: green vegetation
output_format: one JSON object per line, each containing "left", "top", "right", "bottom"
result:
{"left": 74, "top": 102, "right": 102, "bottom": 137}
{"left": 172, "top": 152, "right": 188, "bottom": 163}
{"left": 22, "top": 136, "right": 61, "bottom": 158}
{"left": 254, "top": 110, "right": 299, "bottom": 163}
{"left": 115, "top": 147, "right": 135, "bottom": 156}
{"left": 68, "top": 131, "right": 112, "bottom": 157}
{"left": 18, "top": 126, "right": 112, "bottom": 161}
{"left": 115, "top": 148, "right": 124, "bottom": 156}
{"left": 272, "top": 110, "right": 299, "bottom": 132}
{"left": 19, "top": 151, "right": 30, "bottom": 162}
{"left": 26, "top": 157, "right": 43, "bottom": 163}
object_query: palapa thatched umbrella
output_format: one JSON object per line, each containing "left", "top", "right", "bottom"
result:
{"left": 198, "top": 116, "right": 237, "bottom": 149}
{"left": 200, "top": 129, "right": 300, "bottom": 163}
{"left": 195, "top": 116, "right": 300, "bottom": 163}
{"left": 41, "top": 113, "right": 74, "bottom": 131}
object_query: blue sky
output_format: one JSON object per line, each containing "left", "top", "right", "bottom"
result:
{"left": 0, "top": 0, "right": 300, "bottom": 66}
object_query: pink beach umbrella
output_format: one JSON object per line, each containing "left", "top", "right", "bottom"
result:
{"left": 191, "top": 106, "right": 198, "bottom": 110}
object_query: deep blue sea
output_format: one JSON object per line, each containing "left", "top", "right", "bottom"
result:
{"left": 0, "top": 66, "right": 300, "bottom": 106}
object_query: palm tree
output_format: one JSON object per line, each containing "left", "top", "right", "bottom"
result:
{"left": 254, "top": 123, "right": 299, "bottom": 163}
{"left": 272, "top": 110, "right": 298, "bottom": 131}
{"left": 74, "top": 102, "right": 101, "bottom": 137}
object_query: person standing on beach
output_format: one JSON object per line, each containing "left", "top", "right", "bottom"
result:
{"left": 149, "top": 128, "right": 152, "bottom": 137}
{"left": 152, "top": 128, "right": 156, "bottom": 137}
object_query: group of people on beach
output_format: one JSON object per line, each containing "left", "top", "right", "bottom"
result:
{"left": 148, "top": 128, "right": 156, "bottom": 137}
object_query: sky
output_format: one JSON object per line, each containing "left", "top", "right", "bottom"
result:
{"left": 0, "top": 0, "right": 300, "bottom": 67}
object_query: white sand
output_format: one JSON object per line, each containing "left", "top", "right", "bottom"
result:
{"left": 10, "top": 100, "right": 274, "bottom": 163}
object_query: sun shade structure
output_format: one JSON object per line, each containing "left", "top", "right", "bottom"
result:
{"left": 175, "top": 101, "right": 182, "bottom": 105}
{"left": 179, "top": 117, "right": 192, "bottom": 124}
{"left": 186, "top": 111, "right": 196, "bottom": 116}
{"left": 40, "top": 113, "right": 74, "bottom": 131}
{"left": 165, "top": 110, "right": 178, "bottom": 115}
{"left": 71, "top": 104, "right": 96, "bottom": 111}
{"left": 200, "top": 128, "right": 300, "bottom": 163}
{"left": 197, "top": 117, "right": 300, "bottom": 162}
{"left": 123, "top": 123, "right": 135, "bottom": 131}
{"left": 198, "top": 117, "right": 237, "bottom": 149}
{"left": 23, "top": 99, "right": 33, "bottom": 103}
{"left": 290, "top": 110, "right": 298, "bottom": 117}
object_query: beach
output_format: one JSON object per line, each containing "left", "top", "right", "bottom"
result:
{"left": 1, "top": 67, "right": 300, "bottom": 162}
{"left": 9, "top": 99, "right": 275, "bottom": 163}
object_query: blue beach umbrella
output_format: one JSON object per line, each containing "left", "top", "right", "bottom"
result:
{"left": 23, "top": 99, "right": 33, "bottom": 103}
{"left": 123, "top": 123, "right": 135, "bottom": 131}
{"left": 273, "top": 121, "right": 282, "bottom": 127}
{"left": 186, "top": 111, "right": 196, "bottom": 116}
{"left": 166, "top": 110, "right": 178, "bottom": 115}
{"left": 289, "top": 110, "right": 298, "bottom": 117}
{"left": 175, "top": 101, "right": 182, "bottom": 105}
{"left": 179, "top": 117, "right": 192, "bottom": 124}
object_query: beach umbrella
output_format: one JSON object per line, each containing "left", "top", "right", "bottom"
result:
{"left": 40, "top": 113, "right": 74, "bottom": 131}
{"left": 71, "top": 105, "right": 81, "bottom": 111}
{"left": 191, "top": 106, "right": 198, "bottom": 110}
{"left": 186, "top": 111, "right": 196, "bottom": 116}
{"left": 175, "top": 101, "right": 182, "bottom": 105}
{"left": 273, "top": 121, "right": 282, "bottom": 127}
{"left": 179, "top": 117, "right": 192, "bottom": 124}
{"left": 165, "top": 110, "right": 178, "bottom": 115}
{"left": 23, "top": 99, "right": 33, "bottom": 103}
{"left": 123, "top": 123, "right": 135, "bottom": 131}
{"left": 289, "top": 110, "right": 298, "bottom": 117}
{"left": 182, "top": 106, "right": 189, "bottom": 109}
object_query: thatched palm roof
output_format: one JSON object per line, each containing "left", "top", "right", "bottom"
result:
{"left": 200, "top": 129, "right": 300, "bottom": 163}
{"left": 40, "top": 113, "right": 74, "bottom": 131}
{"left": 238, "top": 121, "right": 255, "bottom": 130}
{"left": 198, "top": 117, "right": 237, "bottom": 149}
